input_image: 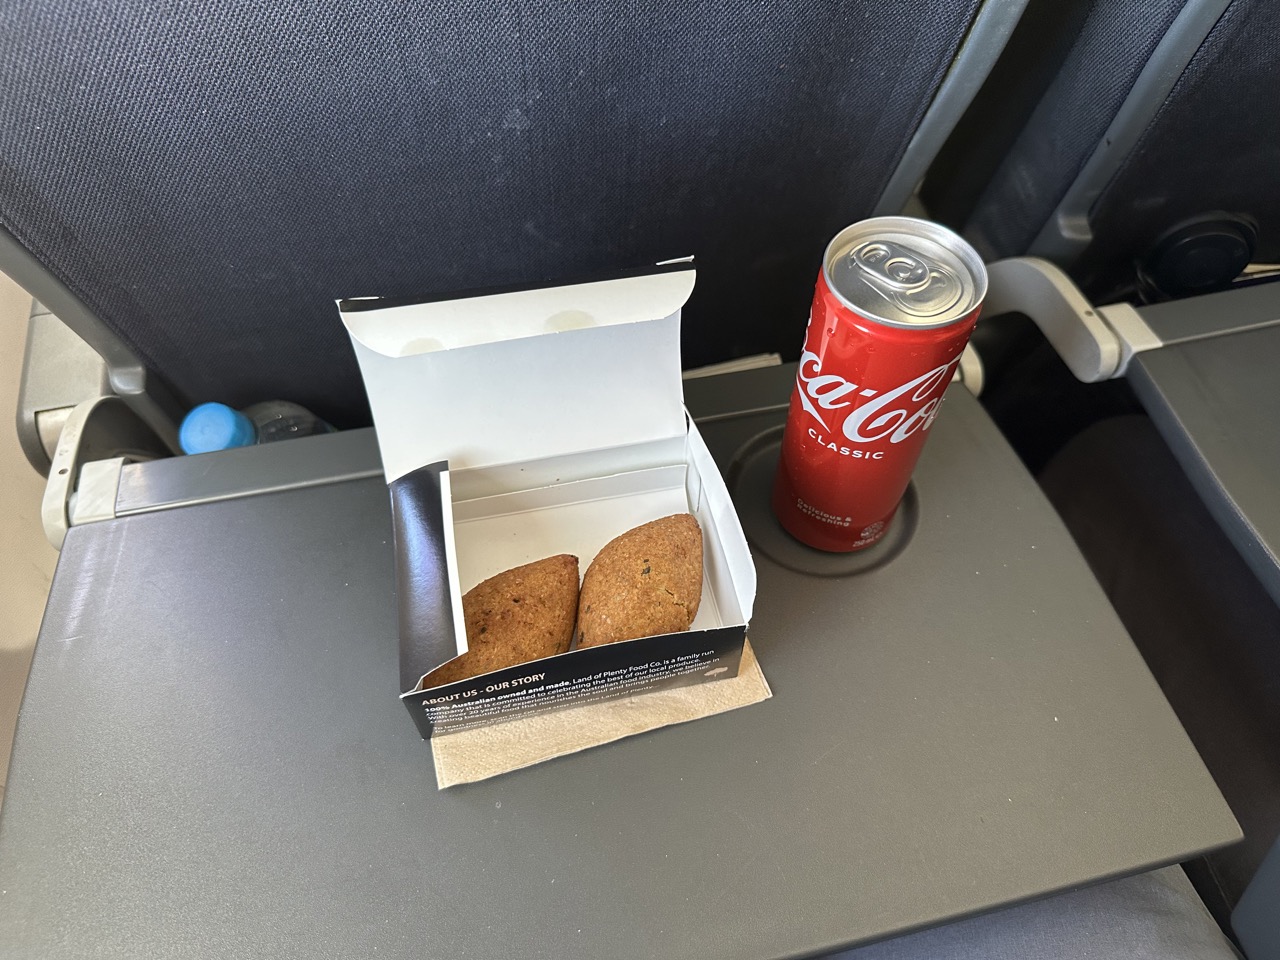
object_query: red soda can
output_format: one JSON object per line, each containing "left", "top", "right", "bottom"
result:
{"left": 772, "top": 217, "right": 988, "bottom": 552}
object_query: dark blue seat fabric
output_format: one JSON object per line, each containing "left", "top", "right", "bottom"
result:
{"left": 0, "top": 0, "right": 981, "bottom": 425}
{"left": 957, "top": 0, "right": 1278, "bottom": 302}
{"left": 1073, "top": 0, "right": 1280, "bottom": 300}
{"left": 961, "top": 0, "right": 1188, "bottom": 265}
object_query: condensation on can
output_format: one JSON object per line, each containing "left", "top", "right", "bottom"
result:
{"left": 771, "top": 217, "right": 989, "bottom": 553}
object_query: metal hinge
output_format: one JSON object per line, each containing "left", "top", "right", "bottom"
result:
{"left": 41, "top": 396, "right": 171, "bottom": 549}
{"left": 984, "top": 258, "right": 1163, "bottom": 381}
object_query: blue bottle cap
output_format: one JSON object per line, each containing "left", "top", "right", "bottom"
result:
{"left": 179, "top": 402, "right": 256, "bottom": 454}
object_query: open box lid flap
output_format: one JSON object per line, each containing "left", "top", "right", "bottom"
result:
{"left": 339, "top": 267, "right": 696, "bottom": 483}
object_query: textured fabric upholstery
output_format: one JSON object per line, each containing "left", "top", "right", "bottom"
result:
{"left": 963, "top": 0, "right": 1279, "bottom": 302}
{"left": 962, "top": 0, "right": 1188, "bottom": 263}
{"left": 1075, "top": 0, "right": 1280, "bottom": 299}
{"left": 0, "top": 0, "right": 980, "bottom": 424}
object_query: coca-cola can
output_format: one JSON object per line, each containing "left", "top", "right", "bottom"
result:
{"left": 772, "top": 217, "right": 988, "bottom": 552}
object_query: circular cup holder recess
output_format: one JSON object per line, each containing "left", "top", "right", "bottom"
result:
{"left": 727, "top": 427, "right": 917, "bottom": 578}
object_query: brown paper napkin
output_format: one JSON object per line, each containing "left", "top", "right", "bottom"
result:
{"left": 431, "top": 638, "right": 771, "bottom": 788}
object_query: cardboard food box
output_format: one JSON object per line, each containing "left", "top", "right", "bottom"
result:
{"left": 338, "top": 265, "right": 756, "bottom": 739}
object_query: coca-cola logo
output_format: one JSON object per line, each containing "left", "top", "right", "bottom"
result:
{"left": 795, "top": 348, "right": 962, "bottom": 445}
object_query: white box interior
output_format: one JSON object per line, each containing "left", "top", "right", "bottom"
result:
{"left": 442, "top": 426, "right": 750, "bottom": 657}
{"left": 338, "top": 267, "right": 757, "bottom": 674}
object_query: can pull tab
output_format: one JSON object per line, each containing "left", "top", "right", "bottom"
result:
{"left": 851, "top": 241, "right": 963, "bottom": 318}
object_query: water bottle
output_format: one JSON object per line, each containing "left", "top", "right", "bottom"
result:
{"left": 179, "top": 401, "right": 333, "bottom": 454}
